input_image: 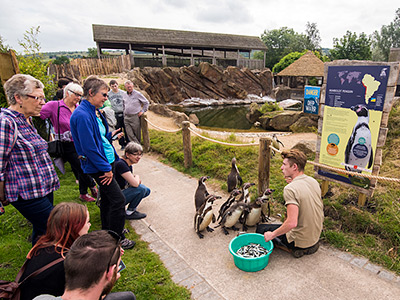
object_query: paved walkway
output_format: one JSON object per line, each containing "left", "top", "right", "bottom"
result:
{"left": 128, "top": 155, "right": 400, "bottom": 300}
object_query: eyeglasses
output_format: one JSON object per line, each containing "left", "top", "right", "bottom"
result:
{"left": 101, "top": 93, "right": 108, "bottom": 98}
{"left": 129, "top": 152, "right": 143, "bottom": 157}
{"left": 69, "top": 90, "right": 82, "bottom": 97}
{"left": 26, "top": 94, "right": 46, "bottom": 101}
{"left": 106, "top": 230, "right": 121, "bottom": 271}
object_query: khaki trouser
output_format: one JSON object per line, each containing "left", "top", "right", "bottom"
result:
{"left": 124, "top": 113, "right": 141, "bottom": 144}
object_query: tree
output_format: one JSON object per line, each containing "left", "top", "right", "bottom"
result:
{"left": 371, "top": 8, "right": 400, "bottom": 61}
{"left": 87, "top": 47, "right": 98, "bottom": 58}
{"left": 53, "top": 55, "right": 70, "bottom": 65}
{"left": 17, "top": 26, "right": 57, "bottom": 138}
{"left": 0, "top": 35, "right": 10, "bottom": 53}
{"left": 329, "top": 31, "right": 372, "bottom": 61}
{"left": 259, "top": 27, "right": 309, "bottom": 70}
{"left": 305, "top": 22, "right": 321, "bottom": 51}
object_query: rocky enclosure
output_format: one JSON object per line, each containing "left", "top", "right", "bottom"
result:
{"left": 126, "top": 62, "right": 274, "bottom": 104}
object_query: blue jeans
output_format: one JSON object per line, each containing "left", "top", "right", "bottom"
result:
{"left": 123, "top": 184, "right": 150, "bottom": 212}
{"left": 11, "top": 193, "right": 54, "bottom": 245}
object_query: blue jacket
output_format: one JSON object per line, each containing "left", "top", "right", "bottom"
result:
{"left": 70, "top": 99, "right": 118, "bottom": 174}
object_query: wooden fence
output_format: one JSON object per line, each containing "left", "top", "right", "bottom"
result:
{"left": 48, "top": 55, "right": 131, "bottom": 81}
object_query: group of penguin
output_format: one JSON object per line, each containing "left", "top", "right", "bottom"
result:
{"left": 194, "top": 158, "right": 274, "bottom": 239}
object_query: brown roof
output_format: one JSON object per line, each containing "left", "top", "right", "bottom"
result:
{"left": 277, "top": 51, "right": 324, "bottom": 77}
{"left": 92, "top": 24, "right": 267, "bottom": 52}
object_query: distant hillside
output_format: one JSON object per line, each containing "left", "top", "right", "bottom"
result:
{"left": 41, "top": 50, "right": 125, "bottom": 61}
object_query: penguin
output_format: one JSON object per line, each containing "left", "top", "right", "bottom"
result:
{"left": 194, "top": 176, "right": 210, "bottom": 211}
{"left": 240, "top": 197, "right": 266, "bottom": 231}
{"left": 216, "top": 188, "right": 241, "bottom": 222}
{"left": 214, "top": 202, "right": 250, "bottom": 235}
{"left": 271, "top": 134, "right": 285, "bottom": 156}
{"left": 227, "top": 158, "right": 243, "bottom": 192}
{"left": 238, "top": 182, "right": 255, "bottom": 204}
{"left": 260, "top": 188, "right": 275, "bottom": 222}
{"left": 344, "top": 104, "right": 374, "bottom": 174}
{"left": 194, "top": 194, "right": 221, "bottom": 239}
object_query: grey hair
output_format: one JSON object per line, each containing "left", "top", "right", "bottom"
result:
{"left": 124, "top": 80, "right": 133, "bottom": 86}
{"left": 125, "top": 142, "right": 143, "bottom": 156}
{"left": 3, "top": 74, "right": 44, "bottom": 105}
{"left": 82, "top": 75, "right": 109, "bottom": 98}
{"left": 64, "top": 82, "right": 83, "bottom": 98}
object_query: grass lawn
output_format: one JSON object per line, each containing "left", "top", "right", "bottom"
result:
{"left": 0, "top": 164, "right": 191, "bottom": 300}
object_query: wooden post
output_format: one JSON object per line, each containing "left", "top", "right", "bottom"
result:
{"left": 258, "top": 138, "right": 271, "bottom": 196}
{"left": 141, "top": 113, "right": 150, "bottom": 153}
{"left": 321, "top": 180, "right": 329, "bottom": 197}
{"left": 190, "top": 47, "right": 194, "bottom": 66}
{"left": 182, "top": 121, "right": 192, "bottom": 168}
{"left": 358, "top": 193, "right": 367, "bottom": 206}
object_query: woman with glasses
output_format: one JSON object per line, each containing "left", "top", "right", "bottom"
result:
{"left": 114, "top": 142, "right": 150, "bottom": 220}
{"left": 0, "top": 74, "right": 59, "bottom": 245}
{"left": 70, "top": 76, "right": 135, "bottom": 250}
{"left": 40, "top": 82, "right": 98, "bottom": 202}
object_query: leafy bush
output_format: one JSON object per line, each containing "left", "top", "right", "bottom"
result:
{"left": 259, "top": 102, "right": 281, "bottom": 113}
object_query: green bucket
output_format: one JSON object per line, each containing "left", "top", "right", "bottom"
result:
{"left": 229, "top": 233, "right": 274, "bottom": 272}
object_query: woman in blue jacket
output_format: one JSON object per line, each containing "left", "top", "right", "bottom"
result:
{"left": 70, "top": 76, "right": 135, "bottom": 250}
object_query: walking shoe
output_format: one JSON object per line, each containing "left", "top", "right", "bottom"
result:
{"left": 79, "top": 194, "right": 96, "bottom": 202}
{"left": 120, "top": 238, "right": 136, "bottom": 250}
{"left": 125, "top": 211, "right": 147, "bottom": 220}
{"left": 122, "top": 228, "right": 130, "bottom": 235}
{"left": 292, "top": 242, "right": 320, "bottom": 258}
{"left": 89, "top": 186, "right": 98, "bottom": 198}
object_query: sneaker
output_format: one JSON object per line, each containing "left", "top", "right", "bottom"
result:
{"left": 122, "top": 228, "right": 130, "bottom": 235}
{"left": 292, "top": 242, "right": 320, "bottom": 258}
{"left": 89, "top": 186, "right": 98, "bottom": 198}
{"left": 120, "top": 238, "right": 136, "bottom": 250}
{"left": 79, "top": 194, "right": 96, "bottom": 202}
{"left": 125, "top": 211, "right": 147, "bottom": 220}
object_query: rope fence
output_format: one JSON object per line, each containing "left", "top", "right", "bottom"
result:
{"left": 142, "top": 115, "right": 400, "bottom": 205}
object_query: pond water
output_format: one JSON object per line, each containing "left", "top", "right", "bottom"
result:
{"left": 170, "top": 105, "right": 254, "bottom": 130}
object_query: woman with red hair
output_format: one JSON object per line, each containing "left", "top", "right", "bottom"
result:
{"left": 18, "top": 202, "right": 90, "bottom": 300}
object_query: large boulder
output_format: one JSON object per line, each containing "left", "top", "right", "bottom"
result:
{"left": 292, "top": 140, "right": 317, "bottom": 159}
{"left": 269, "top": 112, "right": 302, "bottom": 131}
{"left": 273, "top": 86, "right": 292, "bottom": 101}
{"left": 289, "top": 116, "right": 318, "bottom": 132}
{"left": 246, "top": 103, "right": 263, "bottom": 123}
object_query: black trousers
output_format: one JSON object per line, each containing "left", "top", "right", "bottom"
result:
{"left": 62, "top": 142, "right": 96, "bottom": 195}
{"left": 256, "top": 223, "right": 295, "bottom": 249}
{"left": 115, "top": 113, "right": 128, "bottom": 147}
{"left": 90, "top": 164, "right": 126, "bottom": 240}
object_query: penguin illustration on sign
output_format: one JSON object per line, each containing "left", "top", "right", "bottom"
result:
{"left": 344, "top": 104, "right": 374, "bottom": 173}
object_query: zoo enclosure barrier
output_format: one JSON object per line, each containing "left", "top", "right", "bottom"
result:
{"left": 141, "top": 115, "right": 400, "bottom": 206}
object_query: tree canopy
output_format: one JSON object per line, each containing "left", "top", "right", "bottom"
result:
{"left": 329, "top": 31, "right": 372, "bottom": 61}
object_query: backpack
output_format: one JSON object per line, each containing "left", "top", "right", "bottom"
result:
{"left": 0, "top": 257, "right": 63, "bottom": 300}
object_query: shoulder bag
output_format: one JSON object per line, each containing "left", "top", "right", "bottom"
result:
{"left": 47, "top": 102, "right": 64, "bottom": 158}
{"left": 0, "top": 257, "right": 64, "bottom": 300}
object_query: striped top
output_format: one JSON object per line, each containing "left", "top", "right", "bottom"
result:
{"left": 0, "top": 108, "right": 59, "bottom": 202}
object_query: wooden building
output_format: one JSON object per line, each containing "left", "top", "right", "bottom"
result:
{"left": 92, "top": 24, "right": 267, "bottom": 69}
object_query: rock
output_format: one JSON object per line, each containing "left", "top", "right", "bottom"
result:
{"left": 289, "top": 116, "right": 318, "bottom": 133}
{"left": 273, "top": 86, "right": 292, "bottom": 101}
{"left": 189, "top": 113, "right": 199, "bottom": 125}
{"left": 126, "top": 62, "right": 273, "bottom": 104}
{"left": 292, "top": 140, "right": 316, "bottom": 159}
{"left": 246, "top": 103, "right": 263, "bottom": 123}
{"left": 269, "top": 112, "right": 302, "bottom": 131}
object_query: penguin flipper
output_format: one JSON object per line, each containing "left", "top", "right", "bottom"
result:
{"left": 237, "top": 174, "right": 243, "bottom": 188}
{"left": 345, "top": 133, "right": 354, "bottom": 164}
{"left": 368, "top": 147, "right": 374, "bottom": 168}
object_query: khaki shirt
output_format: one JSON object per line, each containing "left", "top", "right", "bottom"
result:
{"left": 284, "top": 174, "right": 324, "bottom": 248}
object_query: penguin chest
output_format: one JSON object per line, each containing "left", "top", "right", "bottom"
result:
{"left": 198, "top": 210, "right": 214, "bottom": 231}
{"left": 347, "top": 126, "right": 372, "bottom": 169}
{"left": 246, "top": 207, "right": 262, "bottom": 226}
{"left": 261, "top": 202, "right": 268, "bottom": 214}
{"left": 224, "top": 209, "right": 243, "bottom": 227}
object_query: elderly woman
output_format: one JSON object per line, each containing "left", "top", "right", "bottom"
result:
{"left": 0, "top": 74, "right": 60, "bottom": 245}
{"left": 40, "top": 82, "right": 97, "bottom": 202}
{"left": 70, "top": 75, "right": 135, "bottom": 250}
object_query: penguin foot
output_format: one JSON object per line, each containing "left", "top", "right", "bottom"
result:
{"left": 197, "top": 232, "right": 204, "bottom": 239}
{"left": 206, "top": 226, "right": 214, "bottom": 232}
{"left": 242, "top": 225, "right": 248, "bottom": 231}
{"left": 231, "top": 226, "right": 239, "bottom": 231}
{"left": 222, "top": 227, "right": 229, "bottom": 235}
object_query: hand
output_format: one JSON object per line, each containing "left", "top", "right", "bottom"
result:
{"left": 138, "top": 111, "right": 143, "bottom": 117}
{"left": 100, "top": 171, "right": 113, "bottom": 185}
{"left": 0, "top": 181, "right": 9, "bottom": 206}
{"left": 264, "top": 231, "right": 275, "bottom": 242}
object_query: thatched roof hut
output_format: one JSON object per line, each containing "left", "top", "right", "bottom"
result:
{"left": 92, "top": 24, "right": 267, "bottom": 69}
{"left": 276, "top": 51, "right": 324, "bottom": 88}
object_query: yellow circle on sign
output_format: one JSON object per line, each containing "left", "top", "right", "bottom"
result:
{"left": 327, "top": 143, "right": 338, "bottom": 156}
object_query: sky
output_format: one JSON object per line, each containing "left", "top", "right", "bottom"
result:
{"left": 0, "top": 0, "right": 398, "bottom": 53}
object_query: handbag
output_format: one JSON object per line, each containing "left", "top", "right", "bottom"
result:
{"left": 0, "top": 257, "right": 64, "bottom": 300}
{"left": 47, "top": 102, "right": 64, "bottom": 158}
